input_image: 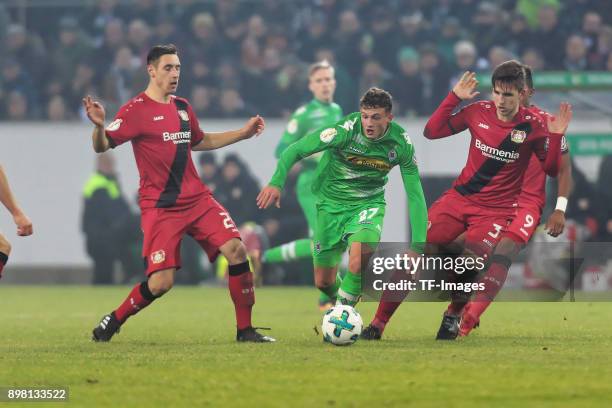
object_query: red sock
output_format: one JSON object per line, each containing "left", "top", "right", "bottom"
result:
{"left": 372, "top": 269, "right": 412, "bottom": 331}
{"left": 228, "top": 262, "right": 255, "bottom": 330}
{"left": 114, "top": 281, "right": 157, "bottom": 324}
{"left": 0, "top": 252, "right": 8, "bottom": 279}
{"left": 467, "top": 262, "right": 510, "bottom": 323}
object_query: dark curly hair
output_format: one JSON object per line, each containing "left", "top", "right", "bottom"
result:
{"left": 359, "top": 87, "right": 393, "bottom": 112}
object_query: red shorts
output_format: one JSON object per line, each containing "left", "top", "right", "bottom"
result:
{"left": 427, "top": 189, "right": 514, "bottom": 257}
{"left": 504, "top": 203, "right": 542, "bottom": 244}
{"left": 141, "top": 194, "right": 240, "bottom": 275}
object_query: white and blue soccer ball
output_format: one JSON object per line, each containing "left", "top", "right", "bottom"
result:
{"left": 321, "top": 305, "right": 363, "bottom": 346}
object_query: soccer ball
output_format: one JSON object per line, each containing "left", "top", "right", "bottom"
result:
{"left": 321, "top": 305, "right": 363, "bottom": 346}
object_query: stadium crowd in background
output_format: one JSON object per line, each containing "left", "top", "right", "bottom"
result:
{"left": 1, "top": 0, "right": 611, "bottom": 121}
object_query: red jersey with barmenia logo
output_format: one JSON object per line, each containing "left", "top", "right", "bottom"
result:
{"left": 424, "top": 92, "right": 563, "bottom": 208}
{"left": 105, "top": 92, "right": 209, "bottom": 209}
{"left": 518, "top": 104, "right": 570, "bottom": 209}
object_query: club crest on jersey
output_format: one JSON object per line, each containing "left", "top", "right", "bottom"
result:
{"left": 106, "top": 118, "right": 122, "bottom": 131}
{"left": 511, "top": 129, "right": 527, "bottom": 143}
{"left": 320, "top": 128, "right": 337, "bottom": 143}
{"left": 178, "top": 110, "right": 189, "bottom": 122}
{"left": 388, "top": 149, "right": 397, "bottom": 162}
{"left": 150, "top": 250, "right": 166, "bottom": 264}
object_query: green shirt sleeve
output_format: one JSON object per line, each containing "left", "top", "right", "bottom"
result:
{"left": 269, "top": 119, "right": 350, "bottom": 190}
{"left": 275, "top": 110, "right": 306, "bottom": 158}
{"left": 399, "top": 142, "right": 428, "bottom": 252}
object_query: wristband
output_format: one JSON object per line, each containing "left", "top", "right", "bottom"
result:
{"left": 555, "top": 197, "right": 568, "bottom": 213}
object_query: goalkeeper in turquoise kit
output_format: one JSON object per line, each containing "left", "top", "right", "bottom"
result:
{"left": 257, "top": 88, "right": 428, "bottom": 306}
{"left": 262, "top": 60, "right": 343, "bottom": 309}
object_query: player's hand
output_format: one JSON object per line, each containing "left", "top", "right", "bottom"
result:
{"left": 13, "top": 212, "right": 33, "bottom": 236}
{"left": 452, "top": 71, "right": 480, "bottom": 100}
{"left": 82, "top": 95, "right": 106, "bottom": 127}
{"left": 545, "top": 210, "right": 565, "bottom": 237}
{"left": 547, "top": 102, "right": 572, "bottom": 135}
{"left": 256, "top": 186, "right": 281, "bottom": 209}
{"left": 242, "top": 115, "right": 265, "bottom": 139}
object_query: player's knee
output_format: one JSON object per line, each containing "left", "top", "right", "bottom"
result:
{"left": 222, "top": 239, "right": 248, "bottom": 264}
{"left": 147, "top": 274, "right": 174, "bottom": 296}
{"left": 348, "top": 256, "right": 362, "bottom": 274}
{"left": 314, "top": 269, "right": 336, "bottom": 289}
{"left": 494, "top": 237, "right": 520, "bottom": 257}
{"left": 0, "top": 235, "right": 11, "bottom": 255}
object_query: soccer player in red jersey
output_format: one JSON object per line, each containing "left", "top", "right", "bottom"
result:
{"left": 0, "top": 164, "right": 33, "bottom": 280}
{"left": 83, "top": 44, "right": 275, "bottom": 342}
{"left": 457, "top": 64, "right": 573, "bottom": 337}
{"left": 361, "top": 60, "right": 571, "bottom": 341}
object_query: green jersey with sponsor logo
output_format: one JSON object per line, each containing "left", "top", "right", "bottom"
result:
{"left": 275, "top": 98, "right": 343, "bottom": 165}
{"left": 269, "top": 112, "right": 428, "bottom": 244}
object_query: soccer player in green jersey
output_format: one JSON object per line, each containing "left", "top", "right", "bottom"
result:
{"left": 262, "top": 60, "right": 343, "bottom": 309}
{"left": 257, "top": 88, "right": 428, "bottom": 307}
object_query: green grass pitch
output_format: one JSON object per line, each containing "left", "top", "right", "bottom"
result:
{"left": 1, "top": 286, "right": 611, "bottom": 407}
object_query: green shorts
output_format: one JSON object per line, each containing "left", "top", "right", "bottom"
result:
{"left": 312, "top": 199, "right": 386, "bottom": 267}
{"left": 296, "top": 169, "right": 317, "bottom": 236}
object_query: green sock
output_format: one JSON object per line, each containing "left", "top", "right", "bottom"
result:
{"left": 318, "top": 275, "right": 341, "bottom": 304}
{"left": 338, "top": 271, "right": 361, "bottom": 306}
{"left": 262, "top": 239, "right": 312, "bottom": 263}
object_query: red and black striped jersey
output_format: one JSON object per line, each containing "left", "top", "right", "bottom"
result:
{"left": 424, "top": 92, "right": 563, "bottom": 208}
{"left": 105, "top": 92, "right": 209, "bottom": 209}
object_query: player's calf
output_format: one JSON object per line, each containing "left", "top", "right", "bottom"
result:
{"left": 0, "top": 233, "right": 11, "bottom": 280}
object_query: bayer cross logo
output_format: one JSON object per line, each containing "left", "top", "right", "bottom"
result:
{"left": 328, "top": 310, "right": 355, "bottom": 337}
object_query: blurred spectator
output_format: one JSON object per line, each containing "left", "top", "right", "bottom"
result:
{"left": 103, "top": 46, "right": 147, "bottom": 110}
{"left": 564, "top": 34, "right": 590, "bottom": 71}
{"left": 397, "top": 12, "right": 431, "bottom": 48}
{"left": 198, "top": 152, "right": 221, "bottom": 194}
{"left": 4, "top": 91, "right": 28, "bottom": 121}
{"left": 334, "top": 10, "right": 367, "bottom": 81}
{"left": 214, "top": 0, "right": 250, "bottom": 57}
{"left": 185, "top": 13, "right": 223, "bottom": 69}
{"left": 296, "top": 13, "right": 331, "bottom": 62}
{"left": 366, "top": 9, "right": 399, "bottom": 72}
{"left": 218, "top": 88, "right": 254, "bottom": 118}
{"left": 506, "top": 12, "right": 533, "bottom": 57}
{"left": 488, "top": 46, "right": 515, "bottom": 71}
{"left": 215, "top": 154, "right": 261, "bottom": 226}
{"left": 120, "top": 0, "right": 159, "bottom": 26}
{"left": 190, "top": 85, "right": 217, "bottom": 117}
{"left": 6, "top": 24, "right": 47, "bottom": 85}
{"left": 359, "top": 60, "right": 390, "bottom": 96}
{"left": 388, "top": 47, "right": 422, "bottom": 116}
{"left": 470, "top": 2, "right": 505, "bottom": 56}
{"left": 437, "top": 17, "right": 464, "bottom": 65}
{"left": 81, "top": 152, "right": 142, "bottom": 284}
{"left": 80, "top": 0, "right": 120, "bottom": 40}
{"left": 533, "top": 5, "right": 567, "bottom": 69}
{"left": 450, "top": 41, "right": 479, "bottom": 87}
{"left": 93, "top": 18, "right": 125, "bottom": 76}
{"left": 418, "top": 47, "right": 451, "bottom": 116}
{"left": 47, "top": 95, "right": 71, "bottom": 121}
{"left": 68, "top": 61, "right": 98, "bottom": 113}
{"left": 127, "top": 19, "right": 152, "bottom": 62}
{"left": 1, "top": 59, "right": 38, "bottom": 118}
{"left": 521, "top": 47, "right": 546, "bottom": 70}
{"left": 52, "top": 16, "right": 94, "bottom": 86}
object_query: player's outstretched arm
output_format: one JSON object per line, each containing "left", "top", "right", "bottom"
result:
{"left": 540, "top": 103, "right": 573, "bottom": 177}
{"left": 546, "top": 154, "right": 572, "bottom": 237}
{"left": 82, "top": 96, "right": 110, "bottom": 153}
{"left": 423, "top": 71, "right": 478, "bottom": 139}
{"left": 400, "top": 159, "right": 428, "bottom": 252}
{"left": 192, "top": 115, "right": 265, "bottom": 151}
{"left": 0, "top": 165, "right": 32, "bottom": 236}
{"left": 256, "top": 186, "right": 281, "bottom": 209}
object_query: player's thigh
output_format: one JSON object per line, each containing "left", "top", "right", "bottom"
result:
{"left": 188, "top": 196, "right": 241, "bottom": 263}
{"left": 141, "top": 208, "right": 186, "bottom": 276}
{"left": 312, "top": 202, "right": 346, "bottom": 262}
{"left": 426, "top": 191, "right": 467, "bottom": 246}
{"left": 464, "top": 214, "right": 513, "bottom": 258}
{"left": 504, "top": 206, "right": 542, "bottom": 246}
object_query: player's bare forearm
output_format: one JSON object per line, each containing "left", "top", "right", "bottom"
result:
{"left": 192, "top": 129, "right": 246, "bottom": 151}
{"left": 557, "top": 154, "right": 572, "bottom": 198}
{"left": 92, "top": 125, "right": 111, "bottom": 153}
{"left": 0, "top": 164, "right": 22, "bottom": 216}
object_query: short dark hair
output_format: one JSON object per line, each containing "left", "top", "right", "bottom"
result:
{"left": 146, "top": 44, "right": 178, "bottom": 65}
{"left": 522, "top": 64, "right": 534, "bottom": 90}
{"left": 359, "top": 87, "right": 393, "bottom": 112}
{"left": 491, "top": 60, "right": 525, "bottom": 92}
